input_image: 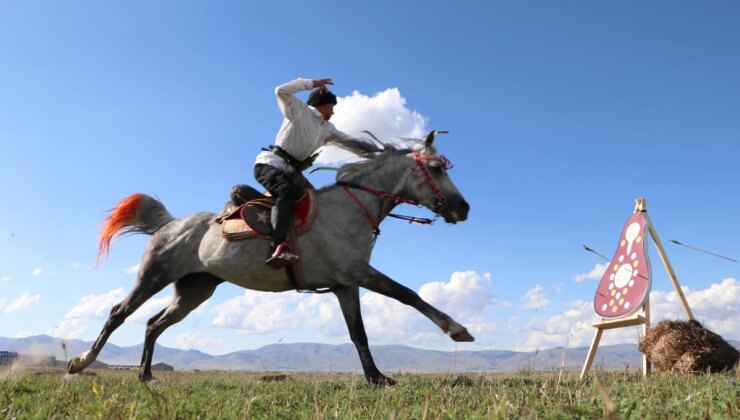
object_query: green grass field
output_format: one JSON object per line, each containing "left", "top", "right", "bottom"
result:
{"left": 2, "top": 367, "right": 738, "bottom": 419}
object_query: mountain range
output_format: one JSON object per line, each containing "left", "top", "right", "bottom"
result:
{"left": 2, "top": 335, "right": 738, "bottom": 373}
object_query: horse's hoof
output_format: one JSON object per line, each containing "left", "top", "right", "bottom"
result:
{"left": 138, "top": 372, "right": 154, "bottom": 382}
{"left": 451, "top": 329, "right": 475, "bottom": 342}
{"left": 67, "top": 357, "right": 82, "bottom": 374}
{"left": 368, "top": 374, "right": 396, "bottom": 387}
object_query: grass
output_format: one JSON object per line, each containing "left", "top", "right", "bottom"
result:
{"left": 1, "top": 367, "right": 738, "bottom": 419}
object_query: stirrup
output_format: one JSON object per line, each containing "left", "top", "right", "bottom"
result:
{"left": 266, "top": 242, "right": 299, "bottom": 268}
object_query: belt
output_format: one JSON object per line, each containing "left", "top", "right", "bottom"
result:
{"left": 263, "top": 146, "right": 319, "bottom": 172}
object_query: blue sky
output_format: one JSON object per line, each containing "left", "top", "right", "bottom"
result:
{"left": 1, "top": 1, "right": 738, "bottom": 356}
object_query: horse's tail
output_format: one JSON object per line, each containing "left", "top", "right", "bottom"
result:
{"left": 97, "top": 193, "right": 175, "bottom": 264}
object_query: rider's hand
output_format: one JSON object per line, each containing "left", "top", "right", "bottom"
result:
{"left": 312, "top": 78, "right": 334, "bottom": 92}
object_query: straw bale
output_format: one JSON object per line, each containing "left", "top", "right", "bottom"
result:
{"left": 639, "top": 319, "right": 738, "bottom": 374}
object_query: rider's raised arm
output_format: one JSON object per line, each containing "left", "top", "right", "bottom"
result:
{"left": 275, "top": 78, "right": 313, "bottom": 120}
{"left": 324, "top": 126, "right": 381, "bottom": 158}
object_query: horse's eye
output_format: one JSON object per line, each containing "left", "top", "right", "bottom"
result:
{"left": 428, "top": 163, "right": 444, "bottom": 174}
{"left": 431, "top": 156, "right": 453, "bottom": 170}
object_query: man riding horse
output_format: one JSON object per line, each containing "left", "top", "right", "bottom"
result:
{"left": 252, "top": 78, "right": 380, "bottom": 267}
{"left": 66, "top": 79, "right": 472, "bottom": 386}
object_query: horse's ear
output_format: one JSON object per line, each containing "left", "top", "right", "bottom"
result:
{"left": 424, "top": 131, "right": 436, "bottom": 148}
{"left": 424, "top": 130, "right": 449, "bottom": 149}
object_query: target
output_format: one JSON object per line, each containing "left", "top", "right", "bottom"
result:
{"left": 593, "top": 212, "right": 652, "bottom": 318}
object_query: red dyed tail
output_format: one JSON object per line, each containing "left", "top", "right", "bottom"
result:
{"left": 97, "top": 194, "right": 144, "bottom": 264}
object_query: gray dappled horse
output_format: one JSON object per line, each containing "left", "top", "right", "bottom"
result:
{"left": 66, "top": 131, "right": 472, "bottom": 386}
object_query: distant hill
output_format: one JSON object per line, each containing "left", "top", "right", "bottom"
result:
{"left": 2, "top": 335, "right": 738, "bottom": 373}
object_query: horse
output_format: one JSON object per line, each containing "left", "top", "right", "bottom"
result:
{"left": 66, "top": 131, "right": 472, "bottom": 386}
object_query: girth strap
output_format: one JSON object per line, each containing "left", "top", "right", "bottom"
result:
{"left": 284, "top": 220, "right": 336, "bottom": 294}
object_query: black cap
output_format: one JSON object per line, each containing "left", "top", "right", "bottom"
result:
{"left": 307, "top": 88, "right": 337, "bottom": 107}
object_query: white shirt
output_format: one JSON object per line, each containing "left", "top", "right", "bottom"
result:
{"left": 254, "top": 78, "right": 362, "bottom": 172}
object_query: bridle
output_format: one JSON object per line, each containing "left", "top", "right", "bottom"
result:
{"left": 410, "top": 151, "right": 454, "bottom": 213}
{"left": 338, "top": 148, "right": 454, "bottom": 246}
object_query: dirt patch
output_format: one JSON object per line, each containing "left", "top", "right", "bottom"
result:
{"left": 260, "top": 374, "right": 289, "bottom": 382}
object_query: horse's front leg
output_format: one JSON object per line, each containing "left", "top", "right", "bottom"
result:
{"left": 332, "top": 286, "right": 396, "bottom": 387}
{"left": 350, "top": 265, "right": 475, "bottom": 342}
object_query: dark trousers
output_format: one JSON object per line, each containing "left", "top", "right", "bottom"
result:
{"left": 254, "top": 164, "right": 305, "bottom": 251}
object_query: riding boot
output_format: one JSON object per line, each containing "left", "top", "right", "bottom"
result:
{"left": 265, "top": 191, "right": 299, "bottom": 268}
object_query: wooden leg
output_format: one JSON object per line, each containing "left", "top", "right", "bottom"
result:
{"left": 642, "top": 302, "right": 651, "bottom": 376}
{"left": 646, "top": 216, "right": 695, "bottom": 320}
{"left": 580, "top": 328, "right": 603, "bottom": 380}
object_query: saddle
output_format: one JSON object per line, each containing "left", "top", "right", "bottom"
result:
{"left": 216, "top": 185, "right": 318, "bottom": 241}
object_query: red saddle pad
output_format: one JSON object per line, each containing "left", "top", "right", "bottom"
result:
{"left": 236, "top": 189, "right": 317, "bottom": 239}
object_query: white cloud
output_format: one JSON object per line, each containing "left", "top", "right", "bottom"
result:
{"left": 650, "top": 277, "right": 740, "bottom": 339}
{"left": 513, "top": 299, "right": 643, "bottom": 352}
{"left": 128, "top": 295, "right": 172, "bottom": 324}
{"left": 172, "top": 331, "right": 224, "bottom": 350}
{"left": 49, "top": 319, "right": 88, "bottom": 340}
{"left": 520, "top": 284, "right": 550, "bottom": 309}
{"left": 71, "top": 262, "right": 82, "bottom": 269}
{"left": 63, "top": 288, "right": 173, "bottom": 325}
{"left": 0, "top": 276, "right": 11, "bottom": 282}
{"left": 124, "top": 264, "right": 140, "bottom": 275}
{"left": 31, "top": 268, "right": 42, "bottom": 277}
{"left": 15, "top": 331, "right": 34, "bottom": 338}
{"left": 317, "top": 88, "right": 428, "bottom": 164}
{"left": 64, "top": 288, "right": 126, "bottom": 319}
{"left": 416, "top": 271, "right": 502, "bottom": 335}
{"left": 573, "top": 263, "right": 607, "bottom": 282}
{"left": 4, "top": 292, "right": 42, "bottom": 313}
{"left": 193, "top": 300, "right": 210, "bottom": 316}
{"left": 212, "top": 291, "right": 308, "bottom": 333}
{"left": 212, "top": 270, "right": 502, "bottom": 348}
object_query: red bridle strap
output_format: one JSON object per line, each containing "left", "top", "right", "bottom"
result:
{"left": 337, "top": 181, "right": 419, "bottom": 206}
{"left": 411, "top": 152, "right": 448, "bottom": 202}
{"left": 342, "top": 186, "right": 381, "bottom": 235}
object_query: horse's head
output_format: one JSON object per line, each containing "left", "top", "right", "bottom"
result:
{"left": 402, "top": 130, "right": 470, "bottom": 223}
{"left": 336, "top": 131, "right": 470, "bottom": 224}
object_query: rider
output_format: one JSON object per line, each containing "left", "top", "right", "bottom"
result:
{"left": 254, "top": 77, "right": 380, "bottom": 268}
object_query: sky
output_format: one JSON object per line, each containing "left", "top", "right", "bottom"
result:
{"left": 1, "top": 1, "right": 738, "bottom": 357}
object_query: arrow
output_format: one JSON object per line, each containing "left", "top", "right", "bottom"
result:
{"left": 669, "top": 240, "right": 737, "bottom": 263}
{"left": 582, "top": 245, "right": 610, "bottom": 261}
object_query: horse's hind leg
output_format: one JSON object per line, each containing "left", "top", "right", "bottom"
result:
{"left": 67, "top": 264, "right": 172, "bottom": 374}
{"left": 138, "top": 273, "right": 223, "bottom": 382}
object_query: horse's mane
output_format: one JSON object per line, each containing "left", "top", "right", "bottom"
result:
{"left": 316, "top": 132, "right": 439, "bottom": 190}
{"left": 334, "top": 147, "right": 412, "bottom": 185}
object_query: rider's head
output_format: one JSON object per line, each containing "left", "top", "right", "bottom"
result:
{"left": 307, "top": 88, "right": 337, "bottom": 121}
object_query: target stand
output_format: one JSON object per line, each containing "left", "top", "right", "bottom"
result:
{"left": 580, "top": 198, "right": 695, "bottom": 379}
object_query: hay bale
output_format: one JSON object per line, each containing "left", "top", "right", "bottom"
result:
{"left": 639, "top": 319, "right": 739, "bottom": 374}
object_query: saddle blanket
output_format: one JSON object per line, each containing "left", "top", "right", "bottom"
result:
{"left": 218, "top": 189, "right": 317, "bottom": 241}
